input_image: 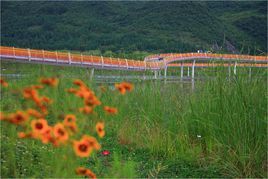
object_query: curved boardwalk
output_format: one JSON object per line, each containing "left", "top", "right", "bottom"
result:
{"left": 1, "top": 46, "right": 267, "bottom": 72}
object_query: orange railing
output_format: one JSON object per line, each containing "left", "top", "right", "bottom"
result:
{"left": 1, "top": 46, "right": 267, "bottom": 70}
{"left": 0, "top": 46, "right": 163, "bottom": 70}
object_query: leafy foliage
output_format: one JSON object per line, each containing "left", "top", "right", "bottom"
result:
{"left": 1, "top": 1, "right": 267, "bottom": 56}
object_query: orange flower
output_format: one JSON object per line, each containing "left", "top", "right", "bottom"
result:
{"left": 40, "top": 77, "right": 59, "bottom": 87}
{"left": 63, "top": 114, "right": 78, "bottom": 133}
{"left": 67, "top": 88, "right": 77, "bottom": 94}
{"left": 27, "top": 108, "right": 43, "bottom": 118}
{"left": 40, "top": 126, "right": 53, "bottom": 144}
{"left": 64, "top": 114, "right": 76, "bottom": 124}
{"left": 41, "top": 96, "right": 53, "bottom": 104}
{"left": 31, "top": 85, "right": 44, "bottom": 89}
{"left": 103, "top": 106, "right": 118, "bottom": 115}
{"left": 0, "top": 112, "right": 5, "bottom": 121}
{"left": 115, "top": 82, "right": 134, "bottom": 94}
{"left": 96, "top": 122, "right": 105, "bottom": 138}
{"left": 0, "top": 78, "right": 8, "bottom": 87}
{"left": 18, "top": 132, "right": 35, "bottom": 139}
{"left": 9, "top": 111, "right": 29, "bottom": 125}
{"left": 18, "top": 132, "right": 27, "bottom": 138}
{"left": 73, "top": 139, "right": 92, "bottom": 157}
{"left": 39, "top": 105, "right": 48, "bottom": 115}
{"left": 82, "top": 135, "right": 101, "bottom": 150}
{"left": 31, "top": 119, "right": 49, "bottom": 134}
{"left": 65, "top": 122, "right": 78, "bottom": 134}
{"left": 76, "top": 87, "right": 94, "bottom": 99}
{"left": 115, "top": 84, "right": 126, "bottom": 95}
{"left": 121, "top": 82, "right": 134, "bottom": 91}
{"left": 23, "top": 87, "right": 38, "bottom": 99}
{"left": 79, "top": 106, "right": 93, "bottom": 114}
{"left": 75, "top": 167, "right": 96, "bottom": 179}
{"left": 53, "top": 123, "right": 69, "bottom": 143}
{"left": 84, "top": 96, "right": 101, "bottom": 107}
{"left": 73, "top": 79, "right": 85, "bottom": 87}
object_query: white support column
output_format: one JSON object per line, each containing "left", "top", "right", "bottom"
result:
{"left": 192, "top": 60, "right": 196, "bottom": 80}
{"left": 228, "top": 63, "right": 231, "bottom": 79}
{"left": 90, "top": 68, "right": 94, "bottom": 80}
{"left": 187, "top": 66, "right": 190, "bottom": 77}
{"left": 164, "top": 66, "right": 167, "bottom": 79}
{"left": 28, "top": 48, "right": 31, "bottom": 61}
{"left": 192, "top": 60, "right": 196, "bottom": 90}
{"left": 56, "top": 51, "right": 58, "bottom": 63}
{"left": 101, "top": 56, "right": 104, "bottom": 68}
{"left": 90, "top": 55, "right": 93, "bottom": 66}
{"left": 249, "top": 67, "right": 252, "bottom": 78}
{"left": 42, "top": 50, "right": 45, "bottom": 61}
{"left": 154, "top": 70, "right": 157, "bottom": 79}
{"left": 180, "top": 62, "right": 184, "bottom": 80}
{"left": 125, "top": 59, "right": 128, "bottom": 69}
{"left": 234, "top": 61, "right": 237, "bottom": 75}
{"left": 68, "top": 52, "right": 71, "bottom": 64}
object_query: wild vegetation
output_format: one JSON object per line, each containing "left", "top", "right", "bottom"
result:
{"left": 1, "top": 1, "right": 267, "bottom": 178}
{"left": 1, "top": 61, "right": 267, "bottom": 178}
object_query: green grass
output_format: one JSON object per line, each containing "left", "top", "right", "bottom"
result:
{"left": 1, "top": 61, "right": 267, "bottom": 178}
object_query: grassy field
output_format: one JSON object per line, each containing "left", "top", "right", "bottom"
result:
{"left": 0, "top": 61, "right": 267, "bottom": 178}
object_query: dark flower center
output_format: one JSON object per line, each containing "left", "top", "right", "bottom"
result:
{"left": 79, "top": 144, "right": 88, "bottom": 152}
{"left": 35, "top": 123, "right": 43, "bottom": 130}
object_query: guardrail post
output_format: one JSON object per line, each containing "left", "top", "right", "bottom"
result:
{"left": 125, "top": 59, "right": 128, "bottom": 69}
{"left": 28, "top": 48, "right": 31, "bottom": 61}
{"left": 68, "top": 52, "right": 71, "bottom": 64}
{"left": 56, "top": 51, "right": 58, "bottom": 63}
{"left": 13, "top": 47, "right": 15, "bottom": 57}
{"left": 144, "top": 61, "right": 147, "bottom": 71}
{"left": 154, "top": 70, "right": 157, "bottom": 79}
{"left": 42, "top": 50, "right": 45, "bottom": 61}
{"left": 90, "top": 55, "right": 93, "bottom": 66}
{"left": 187, "top": 66, "right": 190, "bottom": 77}
{"left": 101, "top": 56, "right": 104, "bottom": 68}
{"left": 234, "top": 61, "right": 237, "bottom": 75}
{"left": 117, "top": 58, "right": 120, "bottom": 69}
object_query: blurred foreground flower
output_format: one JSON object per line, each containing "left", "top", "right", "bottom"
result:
{"left": 115, "top": 81, "right": 133, "bottom": 95}
{"left": 76, "top": 167, "right": 96, "bottom": 179}
{"left": 1, "top": 78, "right": 134, "bottom": 178}
{"left": 96, "top": 122, "right": 105, "bottom": 138}
{"left": 40, "top": 77, "right": 59, "bottom": 87}
{"left": 0, "top": 78, "right": 8, "bottom": 87}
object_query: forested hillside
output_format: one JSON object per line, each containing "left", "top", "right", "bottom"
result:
{"left": 1, "top": 1, "right": 267, "bottom": 56}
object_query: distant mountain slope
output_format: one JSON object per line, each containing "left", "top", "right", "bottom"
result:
{"left": 1, "top": 1, "right": 267, "bottom": 55}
